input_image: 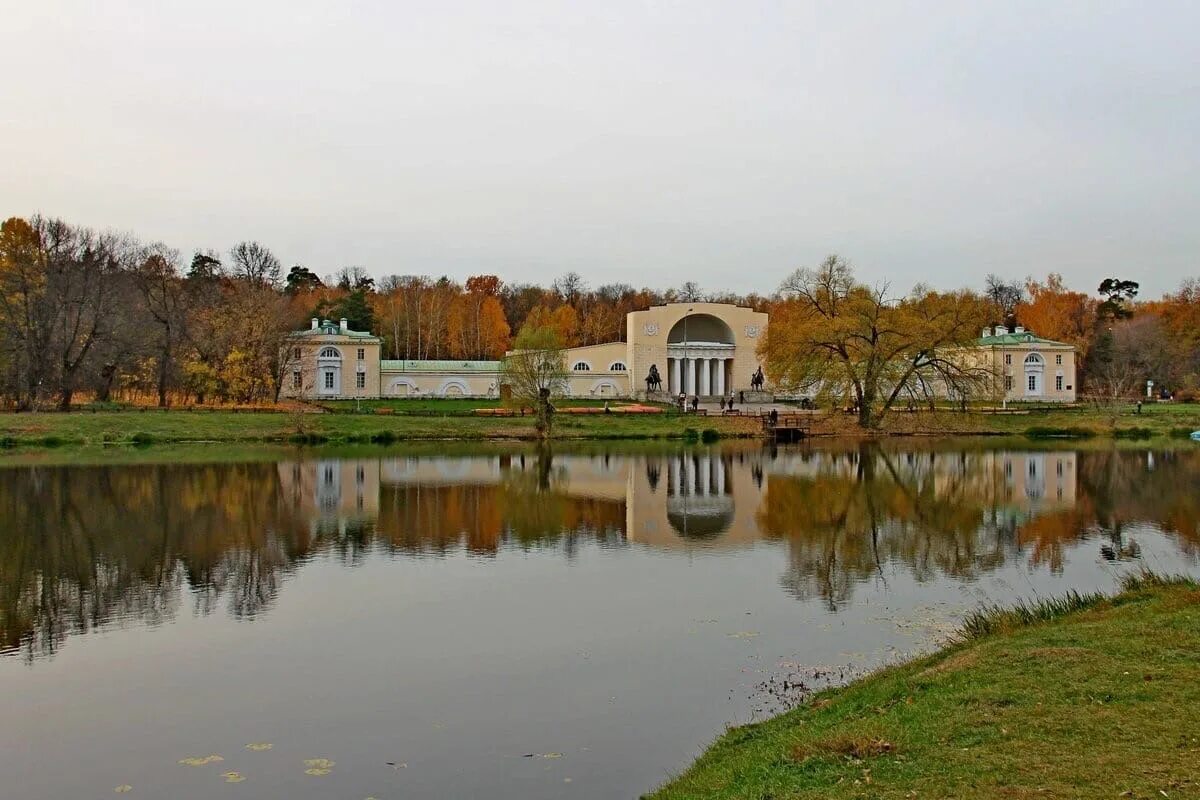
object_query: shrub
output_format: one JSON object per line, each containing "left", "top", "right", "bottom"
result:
{"left": 130, "top": 432, "right": 155, "bottom": 445}
{"left": 682, "top": 427, "right": 700, "bottom": 442}
{"left": 370, "top": 430, "right": 398, "bottom": 444}
{"left": 700, "top": 428, "right": 721, "bottom": 443}
{"left": 1113, "top": 427, "right": 1153, "bottom": 440}
{"left": 1176, "top": 388, "right": 1198, "bottom": 404}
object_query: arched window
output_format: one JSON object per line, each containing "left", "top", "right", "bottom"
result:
{"left": 1024, "top": 353, "right": 1044, "bottom": 365}
{"left": 608, "top": 361, "right": 627, "bottom": 371}
{"left": 319, "top": 347, "right": 342, "bottom": 359}
{"left": 572, "top": 362, "right": 591, "bottom": 371}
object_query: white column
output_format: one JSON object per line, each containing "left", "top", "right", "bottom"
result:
{"left": 699, "top": 357, "right": 711, "bottom": 395}
{"left": 670, "top": 358, "right": 680, "bottom": 394}
{"left": 671, "top": 461, "right": 681, "bottom": 495}
{"left": 715, "top": 358, "right": 726, "bottom": 397}
{"left": 684, "top": 359, "right": 694, "bottom": 394}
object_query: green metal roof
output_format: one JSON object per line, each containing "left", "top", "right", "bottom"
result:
{"left": 290, "top": 326, "right": 380, "bottom": 340}
{"left": 380, "top": 359, "right": 501, "bottom": 373}
{"left": 977, "top": 332, "right": 1071, "bottom": 347}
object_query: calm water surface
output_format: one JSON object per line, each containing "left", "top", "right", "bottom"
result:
{"left": 1, "top": 441, "right": 1198, "bottom": 799}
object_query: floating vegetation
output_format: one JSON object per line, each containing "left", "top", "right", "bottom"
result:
{"left": 179, "top": 755, "right": 224, "bottom": 766}
{"left": 221, "top": 772, "right": 245, "bottom": 783}
{"left": 304, "top": 757, "right": 335, "bottom": 776}
{"left": 114, "top": 786, "right": 132, "bottom": 794}
{"left": 522, "top": 752, "right": 564, "bottom": 759}
{"left": 727, "top": 631, "right": 760, "bottom": 639}
{"left": 244, "top": 743, "right": 273, "bottom": 752}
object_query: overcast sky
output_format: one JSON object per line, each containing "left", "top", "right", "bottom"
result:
{"left": 3, "top": 1, "right": 1197, "bottom": 298}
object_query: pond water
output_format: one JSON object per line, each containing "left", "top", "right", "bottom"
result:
{"left": 1, "top": 441, "right": 1198, "bottom": 799}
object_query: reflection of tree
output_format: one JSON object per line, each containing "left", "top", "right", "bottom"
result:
{"left": 0, "top": 464, "right": 317, "bottom": 660}
{"left": 0, "top": 456, "right": 628, "bottom": 660}
{"left": 761, "top": 445, "right": 1012, "bottom": 608}
{"left": 374, "top": 451, "right": 624, "bottom": 555}
{"left": 1075, "top": 449, "right": 1200, "bottom": 555}
{"left": 761, "top": 445, "right": 1200, "bottom": 608}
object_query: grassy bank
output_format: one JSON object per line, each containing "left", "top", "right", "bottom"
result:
{"left": 0, "top": 400, "right": 1196, "bottom": 449}
{"left": 0, "top": 408, "right": 760, "bottom": 447}
{"left": 866, "top": 401, "right": 1200, "bottom": 441}
{"left": 648, "top": 574, "right": 1200, "bottom": 800}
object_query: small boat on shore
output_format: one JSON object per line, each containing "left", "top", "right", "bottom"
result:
{"left": 1192, "top": 431, "right": 1200, "bottom": 441}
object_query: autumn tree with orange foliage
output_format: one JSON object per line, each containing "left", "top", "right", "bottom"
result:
{"left": 1015, "top": 274, "right": 1098, "bottom": 363}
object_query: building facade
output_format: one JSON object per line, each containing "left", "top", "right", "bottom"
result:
{"left": 279, "top": 309, "right": 1076, "bottom": 404}
{"left": 281, "top": 302, "right": 769, "bottom": 400}
{"left": 977, "top": 326, "right": 1077, "bottom": 403}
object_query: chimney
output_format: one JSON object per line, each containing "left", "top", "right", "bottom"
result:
{"left": 1014, "top": 325, "right": 1025, "bottom": 334}
{"left": 339, "top": 318, "right": 349, "bottom": 332}
{"left": 993, "top": 325, "right": 1005, "bottom": 337}
{"left": 311, "top": 318, "right": 319, "bottom": 330}
{"left": 982, "top": 327, "right": 990, "bottom": 339}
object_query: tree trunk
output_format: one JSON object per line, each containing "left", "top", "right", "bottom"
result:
{"left": 58, "top": 386, "right": 74, "bottom": 411}
{"left": 157, "top": 354, "right": 170, "bottom": 408}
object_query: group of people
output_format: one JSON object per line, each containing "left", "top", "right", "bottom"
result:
{"left": 677, "top": 391, "right": 742, "bottom": 413}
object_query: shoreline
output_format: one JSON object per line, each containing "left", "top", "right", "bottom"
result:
{"left": 646, "top": 574, "right": 1200, "bottom": 799}
{"left": 1, "top": 403, "right": 1198, "bottom": 449}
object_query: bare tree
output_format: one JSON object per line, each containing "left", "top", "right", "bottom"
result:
{"left": 678, "top": 281, "right": 704, "bottom": 302}
{"left": 229, "top": 241, "right": 281, "bottom": 287}
{"left": 984, "top": 274, "right": 1022, "bottom": 328}
{"left": 134, "top": 244, "right": 189, "bottom": 406}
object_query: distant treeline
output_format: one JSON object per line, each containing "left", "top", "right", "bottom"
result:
{"left": 0, "top": 214, "right": 1196, "bottom": 409}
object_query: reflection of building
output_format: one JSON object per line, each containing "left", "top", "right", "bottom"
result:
{"left": 283, "top": 459, "right": 381, "bottom": 527}
{"left": 276, "top": 446, "right": 1080, "bottom": 550}
{"left": 280, "top": 302, "right": 768, "bottom": 399}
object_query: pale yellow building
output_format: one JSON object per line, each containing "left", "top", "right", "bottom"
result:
{"left": 977, "top": 326, "right": 1077, "bottom": 403}
{"left": 282, "top": 302, "right": 769, "bottom": 400}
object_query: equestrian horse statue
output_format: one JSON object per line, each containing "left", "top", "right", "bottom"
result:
{"left": 750, "top": 366, "right": 765, "bottom": 392}
{"left": 645, "top": 364, "right": 663, "bottom": 394}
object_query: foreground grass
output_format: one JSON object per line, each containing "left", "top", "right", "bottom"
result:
{"left": 648, "top": 574, "right": 1200, "bottom": 800}
{"left": 0, "top": 409, "right": 760, "bottom": 447}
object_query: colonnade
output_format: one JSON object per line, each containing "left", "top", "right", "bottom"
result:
{"left": 665, "top": 454, "right": 730, "bottom": 497}
{"left": 666, "top": 356, "right": 731, "bottom": 396}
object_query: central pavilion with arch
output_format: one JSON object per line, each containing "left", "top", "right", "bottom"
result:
{"left": 281, "top": 301, "right": 770, "bottom": 400}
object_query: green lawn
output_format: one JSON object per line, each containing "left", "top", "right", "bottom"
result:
{"left": 871, "top": 401, "right": 1200, "bottom": 440}
{"left": 0, "top": 407, "right": 759, "bottom": 447}
{"left": 647, "top": 574, "right": 1200, "bottom": 800}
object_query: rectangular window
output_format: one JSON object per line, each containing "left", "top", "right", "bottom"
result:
{"left": 293, "top": 347, "right": 301, "bottom": 361}
{"left": 1004, "top": 353, "right": 1012, "bottom": 365}
{"left": 1056, "top": 375, "right": 1063, "bottom": 391}
{"left": 292, "top": 371, "right": 302, "bottom": 390}
{"left": 1028, "top": 375, "right": 1037, "bottom": 392}
{"left": 356, "top": 372, "right": 366, "bottom": 389}
{"left": 324, "top": 371, "right": 334, "bottom": 390}
{"left": 1005, "top": 375, "right": 1013, "bottom": 391}
{"left": 357, "top": 348, "right": 365, "bottom": 360}
{"left": 1055, "top": 354, "right": 1062, "bottom": 365}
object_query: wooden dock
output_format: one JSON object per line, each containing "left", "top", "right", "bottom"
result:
{"left": 762, "top": 412, "right": 811, "bottom": 442}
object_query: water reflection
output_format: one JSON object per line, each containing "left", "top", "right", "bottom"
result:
{"left": 1, "top": 443, "right": 1198, "bottom": 660}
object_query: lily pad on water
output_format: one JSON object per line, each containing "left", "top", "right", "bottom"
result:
{"left": 244, "top": 743, "right": 272, "bottom": 751}
{"left": 303, "top": 758, "right": 335, "bottom": 769}
{"left": 179, "top": 755, "right": 225, "bottom": 766}
{"left": 304, "top": 768, "right": 332, "bottom": 776}
{"left": 114, "top": 786, "right": 132, "bottom": 794}
{"left": 221, "top": 771, "right": 246, "bottom": 783}
{"left": 727, "top": 631, "right": 760, "bottom": 639}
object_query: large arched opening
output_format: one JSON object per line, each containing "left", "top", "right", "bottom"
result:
{"left": 665, "top": 314, "right": 736, "bottom": 396}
